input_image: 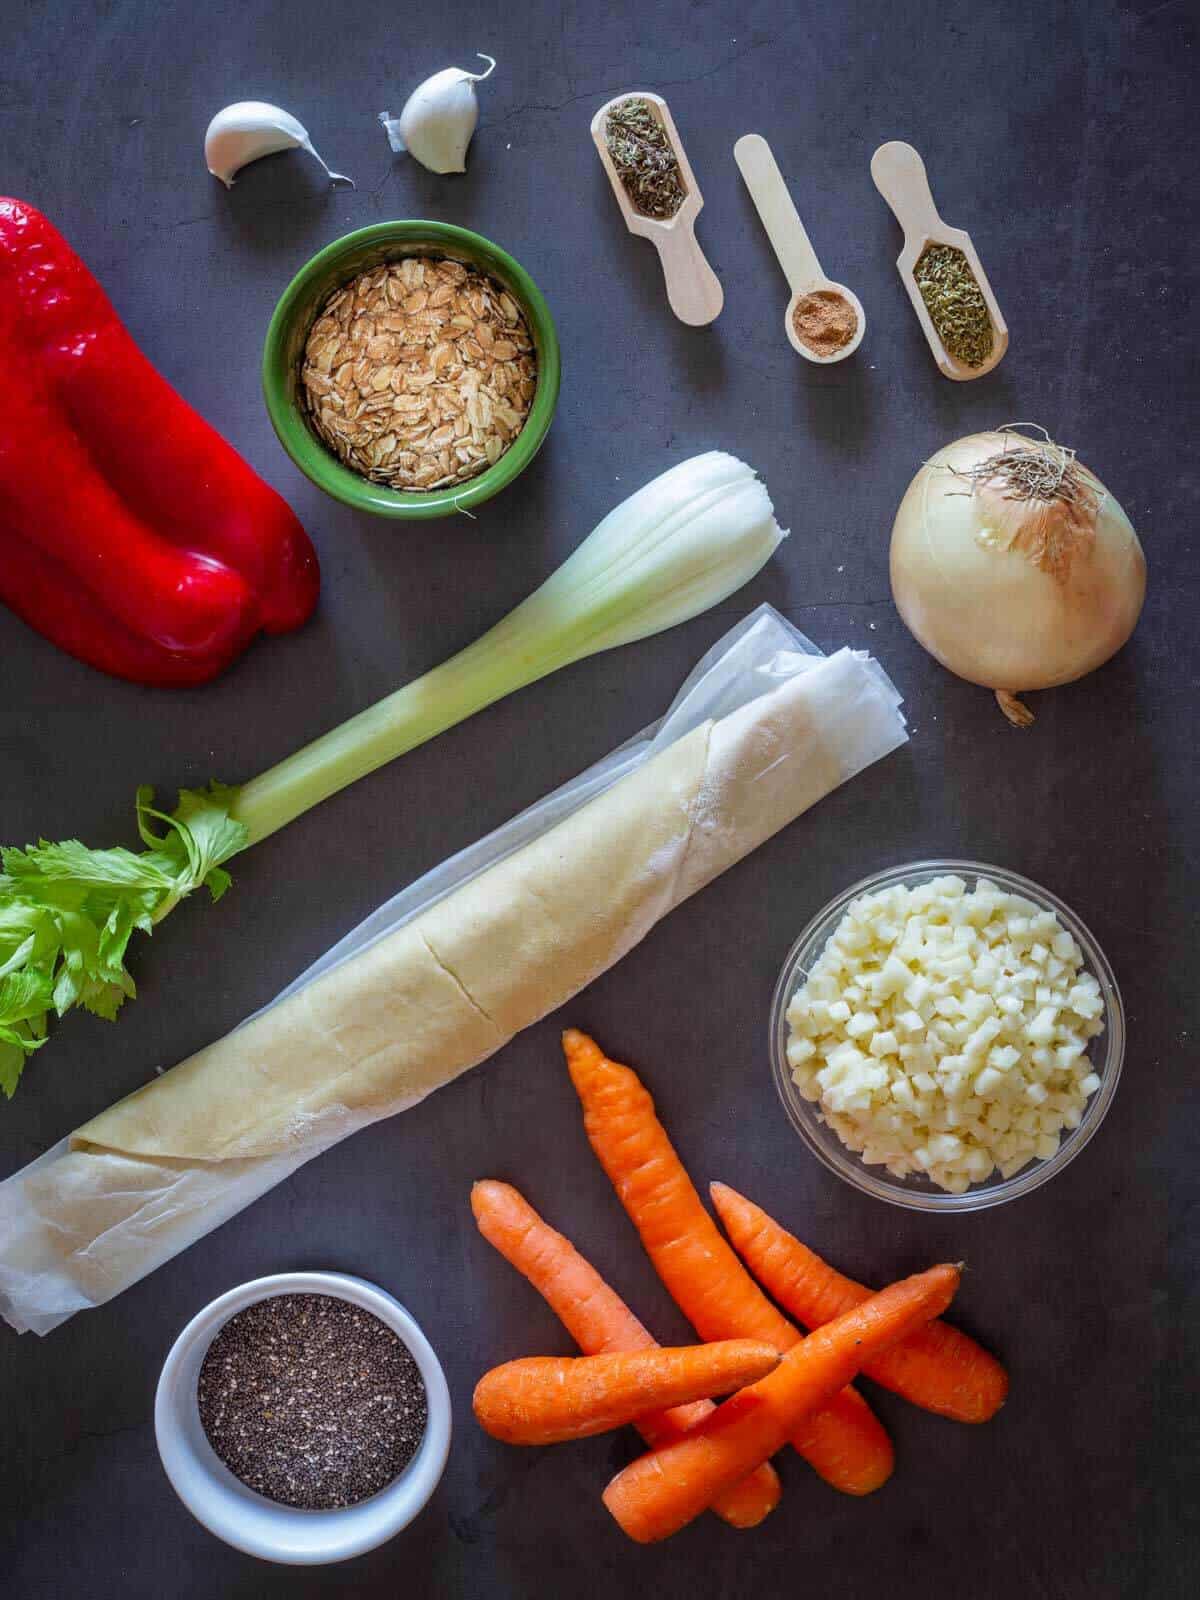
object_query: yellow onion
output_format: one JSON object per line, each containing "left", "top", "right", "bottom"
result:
{"left": 890, "top": 426, "right": 1146, "bottom": 724}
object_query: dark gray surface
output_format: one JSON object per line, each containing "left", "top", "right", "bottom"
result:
{"left": 2, "top": 1, "right": 1197, "bottom": 1595}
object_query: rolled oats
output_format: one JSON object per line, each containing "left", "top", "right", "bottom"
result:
{"left": 301, "top": 257, "right": 537, "bottom": 491}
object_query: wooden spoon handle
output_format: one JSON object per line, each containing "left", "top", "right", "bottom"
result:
{"left": 651, "top": 224, "right": 724, "bottom": 327}
{"left": 733, "top": 134, "right": 823, "bottom": 293}
{"left": 870, "top": 141, "right": 943, "bottom": 247}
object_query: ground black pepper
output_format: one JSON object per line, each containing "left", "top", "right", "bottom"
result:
{"left": 197, "top": 1293, "right": 427, "bottom": 1510}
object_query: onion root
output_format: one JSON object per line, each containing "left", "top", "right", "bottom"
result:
{"left": 995, "top": 690, "right": 1035, "bottom": 728}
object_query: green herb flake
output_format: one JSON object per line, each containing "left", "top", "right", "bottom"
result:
{"left": 605, "top": 98, "right": 686, "bottom": 221}
{"left": 913, "top": 243, "right": 994, "bottom": 368}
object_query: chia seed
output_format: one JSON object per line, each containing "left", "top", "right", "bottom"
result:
{"left": 197, "top": 1293, "right": 427, "bottom": 1510}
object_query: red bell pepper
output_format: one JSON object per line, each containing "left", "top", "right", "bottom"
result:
{"left": 0, "top": 198, "right": 320, "bottom": 685}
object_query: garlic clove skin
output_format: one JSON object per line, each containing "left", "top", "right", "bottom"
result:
{"left": 204, "top": 101, "right": 354, "bottom": 189}
{"left": 380, "top": 54, "right": 495, "bottom": 174}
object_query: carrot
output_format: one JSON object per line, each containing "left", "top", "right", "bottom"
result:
{"left": 471, "top": 1180, "right": 782, "bottom": 1527}
{"left": 604, "top": 1264, "right": 961, "bottom": 1543}
{"left": 562, "top": 1029, "right": 894, "bottom": 1496}
{"left": 711, "top": 1182, "right": 1008, "bottom": 1423}
{"left": 474, "top": 1340, "right": 781, "bottom": 1445}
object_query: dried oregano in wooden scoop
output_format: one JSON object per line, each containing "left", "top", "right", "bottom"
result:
{"left": 913, "top": 243, "right": 994, "bottom": 367}
{"left": 605, "top": 98, "right": 686, "bottom": 220}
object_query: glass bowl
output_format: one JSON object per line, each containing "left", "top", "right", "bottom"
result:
{"left": 768, "top": 860, "right": 1124, "bottom": 1212}
{"left": 263, "top": 221, "right": 560, "bottom": 519}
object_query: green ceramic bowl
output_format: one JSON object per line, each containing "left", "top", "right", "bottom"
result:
{"left": 262, "top": 221, "right": 560, "bottom": 519}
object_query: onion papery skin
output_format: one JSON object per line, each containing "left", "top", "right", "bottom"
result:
{"left": 890, "top": 432, "right": 1146, "bottom": 706}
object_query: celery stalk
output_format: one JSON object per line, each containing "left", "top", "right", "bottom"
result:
{"left": 236, "top": 452, "right": 784, "bottom": 843}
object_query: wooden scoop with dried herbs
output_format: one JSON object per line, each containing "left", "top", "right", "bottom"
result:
{"left": 605, "top": 98, "right": 686, "bottom": 220}
{"left": 913, "top": 243, "right": 994, "bottom": 368}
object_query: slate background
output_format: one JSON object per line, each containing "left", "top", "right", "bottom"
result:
{"left": 1, "top": 1, "right": 1197, "bottom": 1595}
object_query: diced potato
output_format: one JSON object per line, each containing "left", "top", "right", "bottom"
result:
{"left": 965, "top": 1148, "right": 993, "bottom": 1181}
{"left": 826, "top": 1041, "right": 867, "bottom": 1073}
{"left": 973, "top": 1066, "right": 1004, "bottom": 1097}
{"left": 904, "top": 975, "right": 932, "bottom": 1010}
{"left": 1000, "top": 1152, "right": 1035, "bottom": 1180}
{"left": 787, "top": 1036, "right": 816, "bottom": 1066}
{"left": 963, "top": 1016, "right": 1003, "bottom": 1060}
{"left": 784, "top": 877, "right": 1104, "bottom": 1194}
{"left": 1027, "top": 1006, "right": 1058, "bottom": 1044}
{"left": 845, "top": 1010, "right": 879, "bottom": 1040}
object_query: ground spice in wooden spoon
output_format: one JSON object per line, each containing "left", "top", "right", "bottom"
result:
{"left": 791, "top": 289, "right": 858, "bottom": 357}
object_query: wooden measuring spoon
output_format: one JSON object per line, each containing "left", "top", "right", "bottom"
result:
{"left": 870, "top": 141, "right": 1008, "bottom": 381}
{"left": 591, "top": 92, "right": 723, "bottom": 327}
{"left": 733, "top": 134, "right": 865, "bottom": 365}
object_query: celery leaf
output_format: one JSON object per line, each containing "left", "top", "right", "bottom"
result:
{"left": 0, "top": 784, "right": 246, "bottom": 1097}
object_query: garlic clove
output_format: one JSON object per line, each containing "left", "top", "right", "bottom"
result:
{"left": 204, "top": 101, "right": 355, "bottom": 189}
{"left": 379, "top": 54, "right": 495, "bottom": 175}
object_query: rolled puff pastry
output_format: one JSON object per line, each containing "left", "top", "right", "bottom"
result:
{"left": 73, "top": 724, "right": 710, "bottom": 1161}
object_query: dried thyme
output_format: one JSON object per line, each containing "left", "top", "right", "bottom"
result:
{"left": 605, "top": 98, "right": 686, "bottom": 220}
{"left": 913, "top": 243, "right": 994, "bottom": 367}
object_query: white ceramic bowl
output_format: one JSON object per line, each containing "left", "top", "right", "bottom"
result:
{"left": 155, "top": 1271, "right": 451, "bottom": 1564}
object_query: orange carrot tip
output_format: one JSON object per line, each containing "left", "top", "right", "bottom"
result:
{"left": 473, "top": 1341, "right": 781, "bottom": 1447}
